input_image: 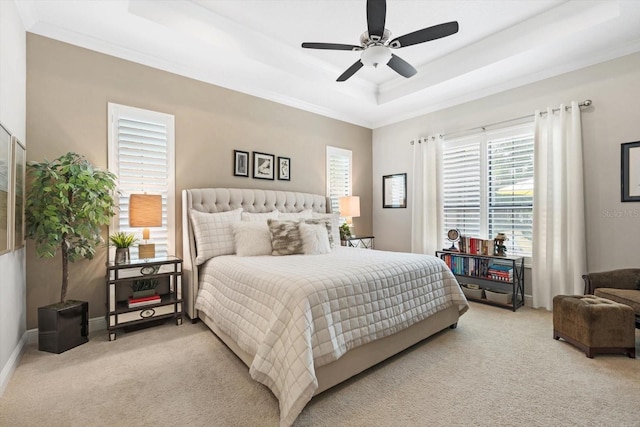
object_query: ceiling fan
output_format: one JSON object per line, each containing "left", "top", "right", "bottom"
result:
{"left": 301, "top": 0, "right": 459, "bottom": 82}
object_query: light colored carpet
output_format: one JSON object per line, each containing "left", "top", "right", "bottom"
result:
{"left": 1, "top": 303, "right": 639, "bottom": 427}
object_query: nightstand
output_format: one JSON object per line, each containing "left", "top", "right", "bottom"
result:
{"left": 343, "top": 236, "right": 375, "bottom": 249}
{"left": 105, "top": 256, "right": 183, "bottom": 341}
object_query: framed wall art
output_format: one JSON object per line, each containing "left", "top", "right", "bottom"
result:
{"left": 383, "top": 173, "right": 407, "bottom": 208}
{"left": 13, "top": 136, "right": 26, "bottom": 249}
{"left": 252, "top": 151, "right": 275, "bottom": 180}
{"left": 234, "top": 150, "right": 249, "bottom": 177}
{"left": 0, "top": 123, "right": 11, "bottom": 255}
{"left": 621, "top": 141, "right": 640, "bottom": 202}
{"left": 278, "top": 156, "right": 290, "bottom": 181}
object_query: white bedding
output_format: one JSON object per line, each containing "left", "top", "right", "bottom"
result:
{"left": 195, "top": 247, "right": 468, "bottom": 426}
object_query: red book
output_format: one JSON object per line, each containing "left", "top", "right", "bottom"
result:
{"left": 128, "top": 294, "right": 160, "bottom": 304}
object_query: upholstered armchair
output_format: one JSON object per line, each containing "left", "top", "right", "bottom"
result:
{"left": 582, "top": 268, "right": 640, "bottom": 327}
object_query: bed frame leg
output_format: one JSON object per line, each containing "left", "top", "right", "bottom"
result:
{"left": 449, "top": 322, "right": 458, "bottom": 329}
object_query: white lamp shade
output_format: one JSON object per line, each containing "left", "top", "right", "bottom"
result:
{"left": 339, "top": 196, "right": 361, "bottom": 218}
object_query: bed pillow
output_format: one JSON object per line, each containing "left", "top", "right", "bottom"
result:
{"left": 189, "top": 208, "right": 242, "bottom": 265}
{"left": 310, "top": 212, "right": 340, "bottom": 248}
{"left": 278, "top": 209, "right": 313, "bottom": 220}
{"left": 267, "top": 219, "right": 303, "bottom": 256}
{"left": 241, "top": 210, "right": 279, "bottom": 222}
{"left": 232, "top": 222, "right": 272, "bottom": 256}
{"left": 299, "top": 222, "right": 332, "bottom": 255}
{"left": 303, "top": 217, "right": 336, "bottom": 249}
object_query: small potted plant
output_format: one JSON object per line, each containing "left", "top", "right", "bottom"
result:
{"left": 339, "top": 223, "right": 352, "bottom": 244}
{"left": 26, "top": 152, "right": 117, "bottom": 353}
{"left": 109, "top": 231, "right": 138, "bottom": 264}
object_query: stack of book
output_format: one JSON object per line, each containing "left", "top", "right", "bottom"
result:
{"left": 487, "top": 264, "right": 514, "bottom": 282}
{"left": 128, "top": 294, "right": 161, "bottom": 308}
{"left": 458, "top": 236, "right": 494, "bottom": 256}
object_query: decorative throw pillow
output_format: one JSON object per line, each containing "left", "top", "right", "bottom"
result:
{"left": 241, "top": 210, "right": 279, "bottom": 222}
{"left": 189, "top": 208, "right": 242, "bottom": 265}
{"left": 310, "top": 212, "right": 340, "bottom": 248}
{"left": 232, "top": 222, "right": 272, "bottom": 256}
{"left": 278, "top": 209, "right": 313, "bottom": 220}
{"left": 299, "top": 222, "right": 332, "bottom": 255}
{"left": 267, "top": 219, "right": 303, "bottom": 256}
{"left": 303, "top": 217, "right": 336, "bottom": 249}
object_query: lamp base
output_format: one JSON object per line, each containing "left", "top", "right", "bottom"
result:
{"left": 138, "top": 243, "right": 155, "bottom": 259}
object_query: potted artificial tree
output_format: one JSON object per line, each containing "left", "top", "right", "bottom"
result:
{"left": 26, "top": 152, "right": 117, "bottom": 353}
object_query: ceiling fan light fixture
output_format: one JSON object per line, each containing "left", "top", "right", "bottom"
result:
{"left": 361, "top": 45, "right": 391, "bottom": 68}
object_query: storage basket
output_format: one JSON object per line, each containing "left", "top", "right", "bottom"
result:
{"left": 485, "top": 289, "right": 512, "bottom": 305}
{"left": 461, "top": 285, "right": 485, "bottom": 299}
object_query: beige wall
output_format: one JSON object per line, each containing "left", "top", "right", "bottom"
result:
{"left": 373, "top": 52, "right": 640, "bottom": 297}
{"left": 26, "top": 34, "right": 372, "bottom": 328}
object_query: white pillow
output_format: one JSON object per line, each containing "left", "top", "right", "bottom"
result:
{"left": 311, "top": 212, "right": 340, "bottom": 248}
{"left": 278, "top": 209, "right": 313, "bottom": 220}
{"left": 241, "top": 210, "right": 279, "bottom": 222}
{"left": 189, "top": 208, "right": 242, "bottom": 265}
{"left": 232, "top": 222, "right": 273, "bottom": 256}
{"left": 299, "top": 222, "right": 332, "bottom": 255}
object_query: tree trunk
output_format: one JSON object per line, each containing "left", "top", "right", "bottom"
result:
{"left": 61, "top": 239, "right": 69, "bottom": 303}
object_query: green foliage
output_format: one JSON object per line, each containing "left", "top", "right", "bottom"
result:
{"left": 109, "top": 231, "right": 137, "bottom": 248}
{"left": 339, "top": 223, "right": 352, "bottom": 240}
{"left": 131, "top": 279, "right": 159, "bottom": 292}
{"left": 25, "top": 152, "right": 117, "bottom": 303}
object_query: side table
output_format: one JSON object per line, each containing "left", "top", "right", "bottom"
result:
{"left": 105, "top": 256, "right": 183, "bottom": 341}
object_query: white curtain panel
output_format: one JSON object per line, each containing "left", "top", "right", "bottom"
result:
{"left": 532, "top": 101, "right": 587, "bottom": 310}
{"left": 411, "top": 135, "right": 442, "bottom": 255}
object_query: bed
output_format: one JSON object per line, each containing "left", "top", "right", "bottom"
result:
{"left": 182, "top": 188, "right": 468, "bottom": 426}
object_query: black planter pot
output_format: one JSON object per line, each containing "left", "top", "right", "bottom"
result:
{"left": 38, "top": 300, "right": 89, "bottom": 354}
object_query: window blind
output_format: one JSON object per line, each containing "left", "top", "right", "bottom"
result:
{"left": 442, "top": 139, "right": 482, "bottom": 239}
{"left": 326, "top": 146, "right": 352, "bottom": 217}
{"left": 108, "top": 104, "right": 175, "bottom": 258}
{"left": 442, "top": 123, "right": 534, "bottom": 257}
{"left": 487, "top": 131, "right": 534, "bottom": 257}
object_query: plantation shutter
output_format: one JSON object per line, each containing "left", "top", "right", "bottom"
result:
{"left": 326, "top": 146, "right": 352, "bottom": 216}
{"left": 442, "top": 138, "right": 482, "bottom": 241}
{"left": 108, "top": 104, "right": 175, "bottom": 258}
{"left": 487, "top": 126, "right": 534, "bottom": 256}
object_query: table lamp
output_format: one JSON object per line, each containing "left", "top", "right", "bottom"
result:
{"left": 129, "top": 194, "right": 162, "bottom": 259}
{"left": 339, "top": 195, "right": 360, "bottom": 236}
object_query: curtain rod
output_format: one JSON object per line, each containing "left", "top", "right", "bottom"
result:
{"left": 410, "top": 99, "right": 592, "bottom": 144}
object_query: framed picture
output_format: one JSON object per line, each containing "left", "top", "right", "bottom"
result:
{"left": 233, "top": 150, "right": 249, "bottom": 177}
{"left": 0, "top": 123, "right": 11, "bottom": 255}
{"left": 13, "top": 137, "right": 26, "bottom": 249}
{"left": 621, "top": 141, "right": 640, "bottom": 202}
{"left": 252, "top": 151, "right": 275, "bottom": 180}
{"left": 278, "top": 156, "right": 290, "bottom": 181}
{"left": 383, "top": 173, "right": 407, "bottom": 208}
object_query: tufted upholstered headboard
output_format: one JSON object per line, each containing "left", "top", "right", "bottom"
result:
{"left": 181, "top": 188, "right": 331, "bottom": 320}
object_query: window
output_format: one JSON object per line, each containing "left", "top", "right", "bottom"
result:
{"left": 326, "top": 146, "right": 352, "bottom": 216}
{"left": 442, "top": 123, "right": 534, "bottom": 258}
{"left": 108, "top": 103, "right": 175, "bottom": 258}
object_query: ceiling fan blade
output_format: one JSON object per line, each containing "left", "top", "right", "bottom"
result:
{"left": 389, "top": 21, "right": 459, "bottom": 49}
{"left": 337, "top": 60, "right": 364, "bottom": 82}
{"left": 387, "top": 54, "right": 417, "bottom": 78}
{"left": 302, "top": 42, "right": 362, "bottom": 51}
{"left": 367, "top": 0, "right": 386, "bottom": 41}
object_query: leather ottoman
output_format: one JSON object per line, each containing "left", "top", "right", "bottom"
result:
{"left": 553, "top": 295, "right": 636, "bottom": 358}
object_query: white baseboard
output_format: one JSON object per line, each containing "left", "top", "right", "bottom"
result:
{"left": 524, "top": 294, "right": 533, "bottom": 307}
{"left": 25, "top": 316, "right": 107, "bottom": 346}
{"left": 0, "top": 332, "right": 27, "bottom": 396}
